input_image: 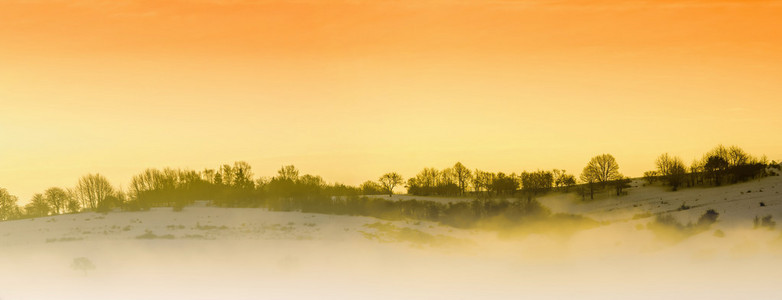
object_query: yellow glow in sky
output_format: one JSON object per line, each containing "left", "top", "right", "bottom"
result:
{"left": 1, "top": 0, "right": 781, "bottom": 201}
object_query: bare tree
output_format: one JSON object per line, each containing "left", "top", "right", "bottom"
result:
{"left": 439, "top": 168, "right": 456, "bottom": 186}
{"left": 44, "top": 187, "right": 69, "bottom": 215}
{"left": 277, "top": 165, "right": 299, "bottom": 181}
{"left": 655, "top": 153, "right": 674, "bottom": 176}
{"left": 704, "top": 155, "right": 729, "bottom": 186}
{"left": 703, "top": 144, "right": 752, "bottom": 167}
{"left": 656, "top": 153, "right": 687, "bottom": 191}
{"left": 219, "top": 164, "right": 235, "bottom": 186}
{"left": 553, "top": 169, "right": 576, "bottom": 191}
{"left": 75, "top": 174, "right": 115, "bottom": 210}
{"left": 25, "top": 193, "right": 51, "bottom": 217}
{"left": 66, "top": 198, "right": 81, "bottom": 214}
{"left": 580, "top": 154, "right": 622, "bottom": 200}
{"left": 379, "top": 172, "right": 403, "bottom": 196}
{"left": 580, "top": 154, "right": 622, "bottom": 185}
{"left": 521, "top": 170, "right": 553, "bottom": 200}
{"left": 232, "top": 161, "right": 255, "bottom": 189}
{"left": 727, "top": 145, "right": 750, "bottom": 167}
{"left": 0, "top": 188, "right": 21, "bottom": 221}
{"left": 472, "top": 169, "right": 495, "bottom": 195}
{"left": 452, "top": 162, "right": 472, "bottom": 196}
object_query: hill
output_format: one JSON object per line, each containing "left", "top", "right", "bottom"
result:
{"left": 1, "top": 176, "right": 781, "bottom": 299}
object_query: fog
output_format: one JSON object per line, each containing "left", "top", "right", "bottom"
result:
{"left": 2, "top": 177, "right": 782, "bottom": 299}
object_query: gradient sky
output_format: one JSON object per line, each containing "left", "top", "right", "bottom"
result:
{"left": 2, "top": 0, "right": 781, "bottom": 201}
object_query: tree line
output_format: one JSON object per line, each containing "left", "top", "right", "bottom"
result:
{"left": 405, "top": 162, "right": 578, "bottom": 198}
{"left": 645, "top": 144, "right": 771, "bottom": 191}
{"left": 0, "top": 144, "right": 776, "bottom": 224}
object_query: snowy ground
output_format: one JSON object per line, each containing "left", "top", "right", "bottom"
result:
{"left": 2, "top": 176, "right": 782, "bottom": 299}
{"left": 537, "top": 176, "right": 782, "bottom": 226}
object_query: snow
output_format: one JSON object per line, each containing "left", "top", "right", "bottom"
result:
{"left": 1, "top": 176, "right": 782, "bottom": 299}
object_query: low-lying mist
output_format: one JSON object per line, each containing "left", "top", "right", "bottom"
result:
{"left": 1, "top": 197, "right": 781, "bottom": 300}
{"left": 3, "top": 172, "right": 782, "bottom": 299}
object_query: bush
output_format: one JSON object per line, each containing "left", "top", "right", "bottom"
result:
{"left": 647, "top": 209, "right": 719, "bottom": 243}
{"left": 697, "top": 209, "right": 719, "bottom": 227}
{"left": 754, "top": 215, "right": 776, "bottom": 230}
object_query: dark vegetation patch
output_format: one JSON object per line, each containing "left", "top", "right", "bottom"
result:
{"left": 754, "top": 215, "right": 776, "bottom": 230}
{"left": 182, "top": 234, "right": 214, "bottom": 240}
{"left": 46, "top": 237, "right": 84, "bottom": 243}
{"left": 647, "top": 209, "right": 720, "bottom": 243}
{"left": 360, "top": 222, "right": 471, "bottom": 248}
{"left": 136, "top": 230, "right": 175, "bottom": 240}
{"left": 194, "top": 222, "right": 228, "bottom": 230}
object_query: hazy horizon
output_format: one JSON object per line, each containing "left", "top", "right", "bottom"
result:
{"left": 2, "top": 0, "right": 781, "bottom": 201}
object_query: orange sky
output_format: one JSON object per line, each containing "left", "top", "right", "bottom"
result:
{"left": 2, "top": 0, "right": 781, "bottom": 201}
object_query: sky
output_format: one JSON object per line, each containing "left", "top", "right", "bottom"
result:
{"left": 1, "top": 0, "right": 781, "bottom": 201}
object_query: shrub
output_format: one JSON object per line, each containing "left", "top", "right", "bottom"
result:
{"left": 697, "top": 209, "right": 719, "bottom": 227}
{"left": 648, "top": 209, "right": 719, "bottom": 243}
{"left": 754, "top": 215, "right": 776, "bottom": 230}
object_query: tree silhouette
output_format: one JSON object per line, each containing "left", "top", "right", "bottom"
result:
{"left": 521, "top": 170, "right": 553, "bottom": 200}
{"left": 552, "top": 169, "right": 576, "bottom": 191}
{"left": 360, "top": 181, "right": 385, "bottom": 195}
{"left": 490, "top": 172, "right": 518, "bottom": 196}
{"left": 277, "top": 165, "right": 299, "bottom": 181}
{"left": 704, "top": 155, "right": 729, "bottom": 186}
{"left": 75, "top": 174, "right": 115, "bottom": 210}
{"left": 44, "top": 187, "right": 69, "bottom": 215}
{"left": 25, "top": 193, "right": 50, "bottom": 217}
{"left": 379, "top": 172, "right": 403, "bottom": 196}
{"left": 580, "top": 154, "right": 622, "bottom": 184}
{"left": 452, "top": 162, "right": 472, "bottom": 196}
{"left": 0, "top": 188, "right": 21, "bottom": 221}
{"left": 656, "top": 153, "right": 687, "bottom": 191}
{"left": 65, "top": 199, "right": 79, "bottom": 213}
{"left": 580, "top": 154, "right": 622, "bottom": 200}
{"left": 231, "top": 161, "right": 255, "bottom": 189}
{"left": 472, "top": 170, "right": 495, "bottom": 196}
{"left": 727, "top": 145, "right": 750, "bottom": 167}
{"left": 407, "top": 168, "right": 439, "bottom": 196}
{"left": 65, "top": 188, "right": 81, "bottom": 213}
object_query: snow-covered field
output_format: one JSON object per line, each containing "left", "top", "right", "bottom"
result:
{"left": 2, "top": 176, "right": 782, "bottom": 299}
